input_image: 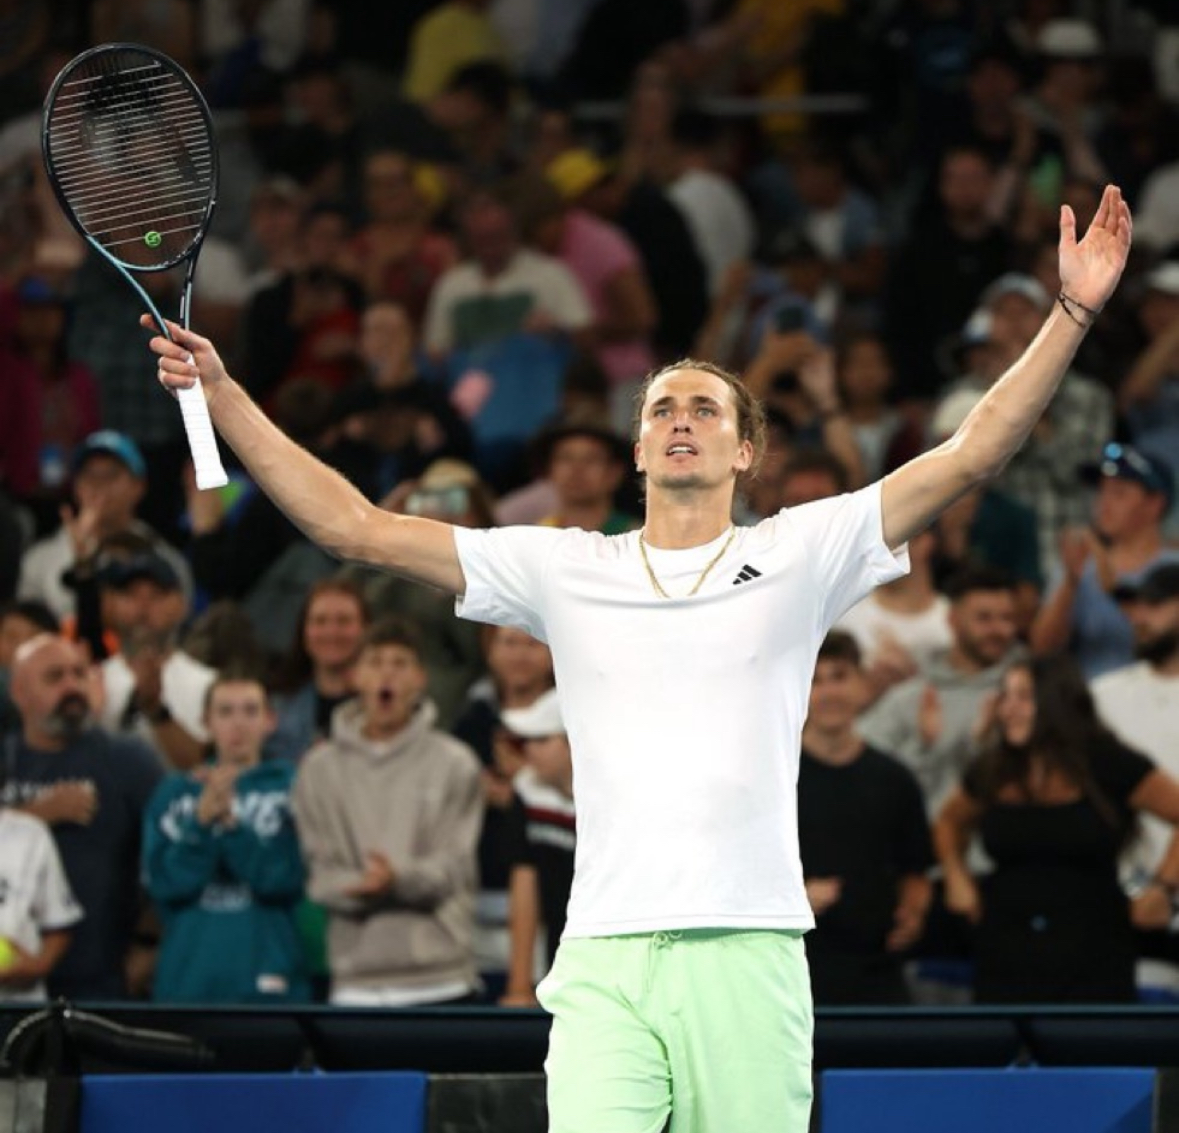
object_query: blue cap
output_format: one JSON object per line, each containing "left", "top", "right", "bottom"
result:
{"left": 95, "top": 550, "right": 181, "bottom": 592}
{"left": 72, "top": 431, "right": 147, "bottom": 479}
{"left": 1082, "top": 442, "right": 1174, "bottom": 506}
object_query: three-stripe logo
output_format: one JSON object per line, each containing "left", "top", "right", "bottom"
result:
{"left": 731, "top": 564, "right": 762, "bottom": 586}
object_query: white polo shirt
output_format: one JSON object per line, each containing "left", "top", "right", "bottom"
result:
{"left": 454, "top": 483, "right": 907, "bottom": 937}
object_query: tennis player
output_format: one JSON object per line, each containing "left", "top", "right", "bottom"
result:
{"left": 148, "top": 187, "right": 1131, "bottom": 1131}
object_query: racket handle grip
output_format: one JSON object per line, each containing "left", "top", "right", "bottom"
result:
{"left": 176, "top": 380, "right": 228, "bottom": 490}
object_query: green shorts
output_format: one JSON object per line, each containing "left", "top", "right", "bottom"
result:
{"left": 536, "top": 929, "right": 814, "bottom": 1133}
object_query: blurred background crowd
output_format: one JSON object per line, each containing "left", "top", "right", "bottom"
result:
{"left": 5, "top": 0, "right": 1179, "bottom": 1009}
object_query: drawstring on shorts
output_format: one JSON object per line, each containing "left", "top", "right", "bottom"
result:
{"left": 644, "top": 930, "right": 683, "bottom": 994}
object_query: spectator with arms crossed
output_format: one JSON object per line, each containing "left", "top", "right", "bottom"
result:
{"left": 292, "top": 618, "right": 483, "bottom": 1006}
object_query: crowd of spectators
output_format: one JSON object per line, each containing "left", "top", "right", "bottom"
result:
{"left": 7, "top": 0, "right": 1179, "bottom": 1007}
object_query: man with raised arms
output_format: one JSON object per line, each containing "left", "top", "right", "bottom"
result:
{"left": 149, "top": 187, "right": 1131, "bottom": 1132}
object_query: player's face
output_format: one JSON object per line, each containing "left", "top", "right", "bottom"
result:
{"left": 636, "top": 370, "right": 752, "bottom": 493}
{"left": 353, "top": 644, "right": 427, "bottom": 736}
{"left": 996, "top": 665, "right": 1035, "bottom": 747}
{"left": 206, "top": 681, "right": 274, "bottom": 767}
{"left": 807, "top": 658, "right": 864, "bottom": 730}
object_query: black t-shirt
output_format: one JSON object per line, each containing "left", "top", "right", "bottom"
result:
{"left": 798, "top": 745, "right": 934, "bottom": 957}
{"left": 452, "top": 697, "right": 514, "bottom": 893}
{"left": 504, "top": 792, "right": 575, "bottom": 965}
{"left": 1, "top": 729, "right": 163, "bottom": 999}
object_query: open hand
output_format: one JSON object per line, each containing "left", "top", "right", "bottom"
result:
{"left": 1058, "top": 184, "right": 1132, "bottom": 315}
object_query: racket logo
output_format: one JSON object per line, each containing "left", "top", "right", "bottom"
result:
{"left": 144, "top": 231, "right": 162, "bottom": 248}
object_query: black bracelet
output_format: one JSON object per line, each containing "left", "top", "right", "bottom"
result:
{"left": 1058, "top": 290, "right": 1101, "bottom": 328}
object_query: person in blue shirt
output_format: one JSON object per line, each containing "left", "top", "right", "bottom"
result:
{"left": 144, "top": 672, "right": 309, "bottom": 1003}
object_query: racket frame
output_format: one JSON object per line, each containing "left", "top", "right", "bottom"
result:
{"left": 42, "top": 42, "right": 227, "bottom": 489}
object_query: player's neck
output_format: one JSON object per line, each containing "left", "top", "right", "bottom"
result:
{"left": 642, "top": 491, "right": 733, "bottom": 549}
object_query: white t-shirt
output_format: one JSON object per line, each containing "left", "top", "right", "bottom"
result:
{"left": 0, "top": 810, "right": 82, "bottom": 1000}
{"left": 1091, "top": 661, "right": 1179, "bottom": 876}
{"left": 101, "top": 649, "right": 217, "bottom": 756}
{"left": 454, "top": 483, "right": 908, "bottom": 937}
{"left": 423, "top": 249, "right": 592, "bottom": 355}
{"left": 667, "top": 169, "right": 755, "bottom": 297}
{"left": 836, "top": 593, "right": 953, "bottom": 674}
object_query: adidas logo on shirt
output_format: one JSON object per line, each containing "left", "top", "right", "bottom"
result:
{"left": 731, "top": 564, "right": 762, "bottom": 586}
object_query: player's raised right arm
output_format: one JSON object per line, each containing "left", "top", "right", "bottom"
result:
{"left": 146, "top": 317, "right": 466, "bottom": 595}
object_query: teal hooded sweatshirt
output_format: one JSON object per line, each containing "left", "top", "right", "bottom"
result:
{"left": 143, "top": 760, "right": 310, "bottom": 1003}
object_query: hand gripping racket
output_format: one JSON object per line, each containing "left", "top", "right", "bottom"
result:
{"left": 42, "top": 43, "right": 228, "bottom": 489}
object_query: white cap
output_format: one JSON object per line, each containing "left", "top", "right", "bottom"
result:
{"left": 930, "top": 388, "right": 985, "bottom": 441}
{"left": 501, "top": 688, "right": 564, "bottom": 738}
{"left": 1037, "top": 19, "right": 1103, "bottom": 59}
{"left": 981, "top": 272, "right": 1051, "bottom": 312}
{"left": 1146, "top": 262, "right": 1179, "bottom": 297}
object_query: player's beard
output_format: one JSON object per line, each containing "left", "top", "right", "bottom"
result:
{"left": 45, "top": 693, "right": 92, "bottom": 741}
{"left": 647, "top": 468, "right": 714, "bottom": 493}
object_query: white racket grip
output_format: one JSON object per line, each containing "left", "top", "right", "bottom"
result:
{"left": 176, "top": 379, "right": 228, "bottom": 489}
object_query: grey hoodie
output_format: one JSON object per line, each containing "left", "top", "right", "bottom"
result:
{"left": 856, "top": 647, "right": 1024, "bottom": 817}
{"left": 292, "top": 699, "right": 483, "bottom": 994}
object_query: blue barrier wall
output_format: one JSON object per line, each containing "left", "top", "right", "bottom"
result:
{"left": 79, "top": 1072, "right": 429, "bottom": 1133}
{"left": 821, "top": 1067, "right": 1154, "bottom": 1133}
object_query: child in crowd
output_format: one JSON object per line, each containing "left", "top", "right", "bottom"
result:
{"left": 143, "top": 672, "right": 309, "bottom": 1003}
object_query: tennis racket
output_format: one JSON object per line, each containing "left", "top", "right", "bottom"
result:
{"left": 42, "top": 42, "right": 228, "bottom": 489}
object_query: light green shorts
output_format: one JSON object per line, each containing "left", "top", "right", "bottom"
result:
{"left": 536, "top": 929, "right": 814, "bottom": 1133}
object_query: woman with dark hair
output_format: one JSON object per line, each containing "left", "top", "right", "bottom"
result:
{"left": 934, "top": 654, "right": 1179, "bottom": 1003}
{"left": 267, "top": 576, "right": 370, "bottom": 764}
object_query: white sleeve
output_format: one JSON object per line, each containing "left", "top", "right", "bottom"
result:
{"left": 31, "top": 824, "right": 82, "bottom": 931}
{"left": 539, "top": 262, "right": 593, "bottom": 330}
{"left": 780, "top": 481, "right": 909, "bottom": 628}
{"left": 452, "top": 525, "right": 569, "bottom": 641}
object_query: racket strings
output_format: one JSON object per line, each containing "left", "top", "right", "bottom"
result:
{"left": 45, "top": 50, "right": 214, "bottom": 269}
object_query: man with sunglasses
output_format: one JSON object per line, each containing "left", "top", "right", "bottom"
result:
{"left": 149, "top": 189, "right": 1132, "bottom": 1132}
{"left": 1030, "top": 442, "right": 1179, "bottom": 678}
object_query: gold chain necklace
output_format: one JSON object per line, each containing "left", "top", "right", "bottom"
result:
{"left": 639, "top": 526, "right": 737, "bottom": 599}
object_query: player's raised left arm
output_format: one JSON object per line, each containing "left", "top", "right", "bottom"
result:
{"left": 880, "top": 184, "right": 1132, "bottom": 549}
